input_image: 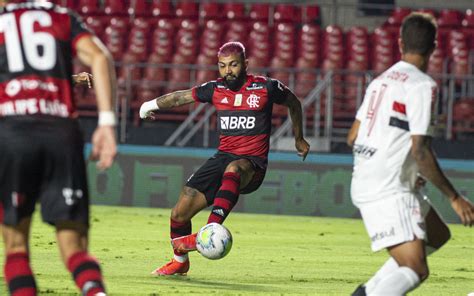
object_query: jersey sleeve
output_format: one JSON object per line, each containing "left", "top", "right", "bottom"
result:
{"left": 405, "top": 81, "right": 437, "bottom": 136}
{"left": 267, "top": 78, "right": 288, "bottom": 104}
{"left": 191, "top": 81, "right": 215, "bottom": 103}
{"left": 69, "top": 11, "right": 92, "bottom": 56}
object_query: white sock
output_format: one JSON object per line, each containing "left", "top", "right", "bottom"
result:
{"left": 174, "top": 254, "right": 188, "bottom": 263}
{"left": 365, "top": 245, "right": 435, "bottom": 293}
{"left": 365, "top": 257, "right": 399, "bottom": 293}
{"left": 368, "top": 266, "right": 420, "bottom": 296}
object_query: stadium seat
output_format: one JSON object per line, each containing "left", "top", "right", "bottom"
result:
{"left": 85, "top": 16, "right": 107, "bottom": 37}
{"left": 274, "top": 4, "right": 301, "bottom": 23}
{"left": 301, "top": 4, "right": 321, "bottom": 24}
{"left": 223, "top": 3, "right": 246, "bottom": 20}
{"left": 225, "top": 21, "right": 248, "bottom": 42}
{"left": 462, "top": 9, "right": 474, "bottom": 27}
{"left": 77, "top": 0, "right": 100, "bottom": 15}
{"left": 200, "top": 2, "right": 223, "bottom": 20}
{"left": 386, "top": 7, "right": 411, "bottom": 26}
{"left": 128, "top": 0, "right": 150, "bottom": 17}
{"left": 437, "top": 9, "right": 463, "bottom": 27}
{"left": 151, "top": 0, "right": 174, "bottom": 18}
{"left": 176, "top": 1, "right": 199, "bottom": 19}
{"left": 249, "top": 3, "right": 270, "bottom": 21}
{"left": 104, "top": 0, "right": 126, "bottom": 16}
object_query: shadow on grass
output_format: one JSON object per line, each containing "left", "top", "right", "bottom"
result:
{"left": 155, "top": 275, "right": 276, "bottom": 293}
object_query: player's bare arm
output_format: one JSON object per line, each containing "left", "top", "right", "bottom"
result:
{"left": 76, "top": 35, "right": 117, "bottom": 170}
{"left": 347, "top": 120, "right": 360, "bottom": 147}
{"left": 412, "top": 135, "right": 474, "bottom": 226}
{"left": 279, "top": 90, "right": 310, "bottom": 160}
{"left": 139, "top": 89, "right": 195, "bottom": 120}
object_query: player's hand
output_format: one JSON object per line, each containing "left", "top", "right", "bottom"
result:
{"left": 450, "top": 195, "right": 474, "bottom": 227}
{"left": 72, "top": 72, "right": 93, "bottom": 88}
{"left": 90, "top": 126, "right": 117, "bottom": 170}
{"left": 295, "top": 138, "right": 310, "bottom": 161}
{"left": 139, "top": 99, "right": 159, "bottom": 120}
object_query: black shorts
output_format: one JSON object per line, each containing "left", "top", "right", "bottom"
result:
{"left": 186, "top": 151, "right": 267, "bottom": 205}
{"left": 0, "top": 116, "right": 89, "bottom": 227}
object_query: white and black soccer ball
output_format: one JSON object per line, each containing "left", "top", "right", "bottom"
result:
{"left": 196, "top": 223, "right": 233, "bottom": 260}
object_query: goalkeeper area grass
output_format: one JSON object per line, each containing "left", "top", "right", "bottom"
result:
{"left": 0, "top": 205, "right": 472, "bottom": 295}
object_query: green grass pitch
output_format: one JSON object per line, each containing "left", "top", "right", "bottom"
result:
{"left": 0, "top": 205, "right": 472, "bottom": 295}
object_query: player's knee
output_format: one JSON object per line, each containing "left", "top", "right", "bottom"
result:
{"left": 170, "top": 207, "right": 190, "bottom": 223}
{"left": 224, "top": 164, "right": 242, "bottom": 174}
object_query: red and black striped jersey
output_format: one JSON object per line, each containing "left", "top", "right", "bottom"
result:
{"left": 192, "top": 74, "right": 288, "bottom": 160}
{"left": 0, "top": 2, "right": 92, "bottom": 118}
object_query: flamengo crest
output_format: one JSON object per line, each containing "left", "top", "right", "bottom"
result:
{"left": 246, "top": 94, "right": 260, "bottom": 108}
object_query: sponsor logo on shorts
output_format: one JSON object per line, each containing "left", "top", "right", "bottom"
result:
{"left": 353, "top": 144, "right": 377, "bottom": 158}
{"left": 220, "top": 116, "right": 256, "bottom": 130}
{"left": 370, "top": 226, "right": 395, "bottom": 242}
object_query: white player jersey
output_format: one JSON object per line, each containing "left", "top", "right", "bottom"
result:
{"left": 351, "top": 61, "right": 437, "bottom": 206}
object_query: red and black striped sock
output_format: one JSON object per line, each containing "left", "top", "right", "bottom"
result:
{"left": 207, "top": 172, "right": 241, "bottom": 224}
{"left": 170, "top": 218, "right": 191, "bottom": 256}
{"left": 4, "top": 252, "right": 37, "bottom": 296}
{"left": 67, "top": 251, "right": 105, "bottom": 296}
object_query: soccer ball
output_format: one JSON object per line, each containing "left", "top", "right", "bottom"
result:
{"left": 196, "top": 223, "right": 233, "bottom": 260}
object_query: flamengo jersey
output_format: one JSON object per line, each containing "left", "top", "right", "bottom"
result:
{"left": 192, "top": 75, "right": 287, "bottom": 159}
{"left": 0, "top": 2, "right": 91, "bottom": 118}
{"left": 351, "top": 61, "right": 437, "bottom": 206}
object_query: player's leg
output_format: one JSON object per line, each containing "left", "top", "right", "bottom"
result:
{"left": 207, "top": 158, "right": 255, "bottom": 224}
{"left": 56, "top": 222, "right": 106, "bottom": 296}
{"left": 2, "top": 217, "right": 38, "bottom": 296}
{"left": 354, "top": 201, "right": 450, "bottom": 295}
{"left": 152, "top": 186, "right": 208, "bottom": 276}
{"left": 368, "top": 239, "right": 427, "bottom": 295}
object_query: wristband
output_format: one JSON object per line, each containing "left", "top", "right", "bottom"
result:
{"left": 139, "top": 100, "right": 159, "bottom": 119}
{"left": 98, "top": 111, "right": 116, "bottom": 126}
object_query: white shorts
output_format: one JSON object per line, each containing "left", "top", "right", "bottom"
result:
{"left": 359, "top": 192, "right": 432, "bottom": 252}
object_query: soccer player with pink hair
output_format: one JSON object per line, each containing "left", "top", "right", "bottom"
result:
{"left": 140, "top": 41, "right": 310, "bottom": 275}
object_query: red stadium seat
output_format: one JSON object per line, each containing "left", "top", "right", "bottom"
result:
{"left": 151, "top": 0, "right": 174, "bottom": 18}
{"left": 85, "top": 16, "right": 107, "bottom": 37}
{"left": 223, "top": 3, "right": 246, "bottom": 20}
{"left": 128, "top": 0, "right": 150, "bottom": 16}
{"left": 386, "top": 7, "right": 411, "bottom": 26}
{"left": 274, "top": 4, "right": 301, "bottom": 23}
{"left": 104, "top": 0, "right": 126, "bottom": 16}
{"left": 249, "top": 3, "right": 270, "bottom": 21}
{"left": 63, "top": 0, "right": 76, "bottom": 9}
{"left": 301, "top": 5, "right": 321, "bottom": 24}
{"left": 437, "top": 9, "right": 463, "bottom": 27}
{"left": 462, "top": 9, "right": 474, "bottom": 27}
{"left": 77, "top": 0, "right": 100, "bottom": 15}
{"left": 225, "top": 21, "right": 248, "bottom": 42}
{"left": 176, "top": 1, "right": 199, "bottom": 19}
{"left": 200, "top": 2, "right": 223, "bottom": 20}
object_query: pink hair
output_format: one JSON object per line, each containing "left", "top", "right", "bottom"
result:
{"left": 217, "top": 41, "right": 246, "bottom": 59}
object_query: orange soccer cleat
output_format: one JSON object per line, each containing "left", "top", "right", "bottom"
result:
{"left": 171, "top": 233, "right": 197, "bottom": 253}
{"left": 151, "top": 258, "right": 190, "bottom": 276}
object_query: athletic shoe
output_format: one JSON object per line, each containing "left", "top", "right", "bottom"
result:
{"left": 351, "top": 284, "right": 366, "bottom": 296}
{"left": 151, "top": 258, "right": 190, "bottom": 276}
{"left": 171, "top": 233, "right": 197, "bottom": 253}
